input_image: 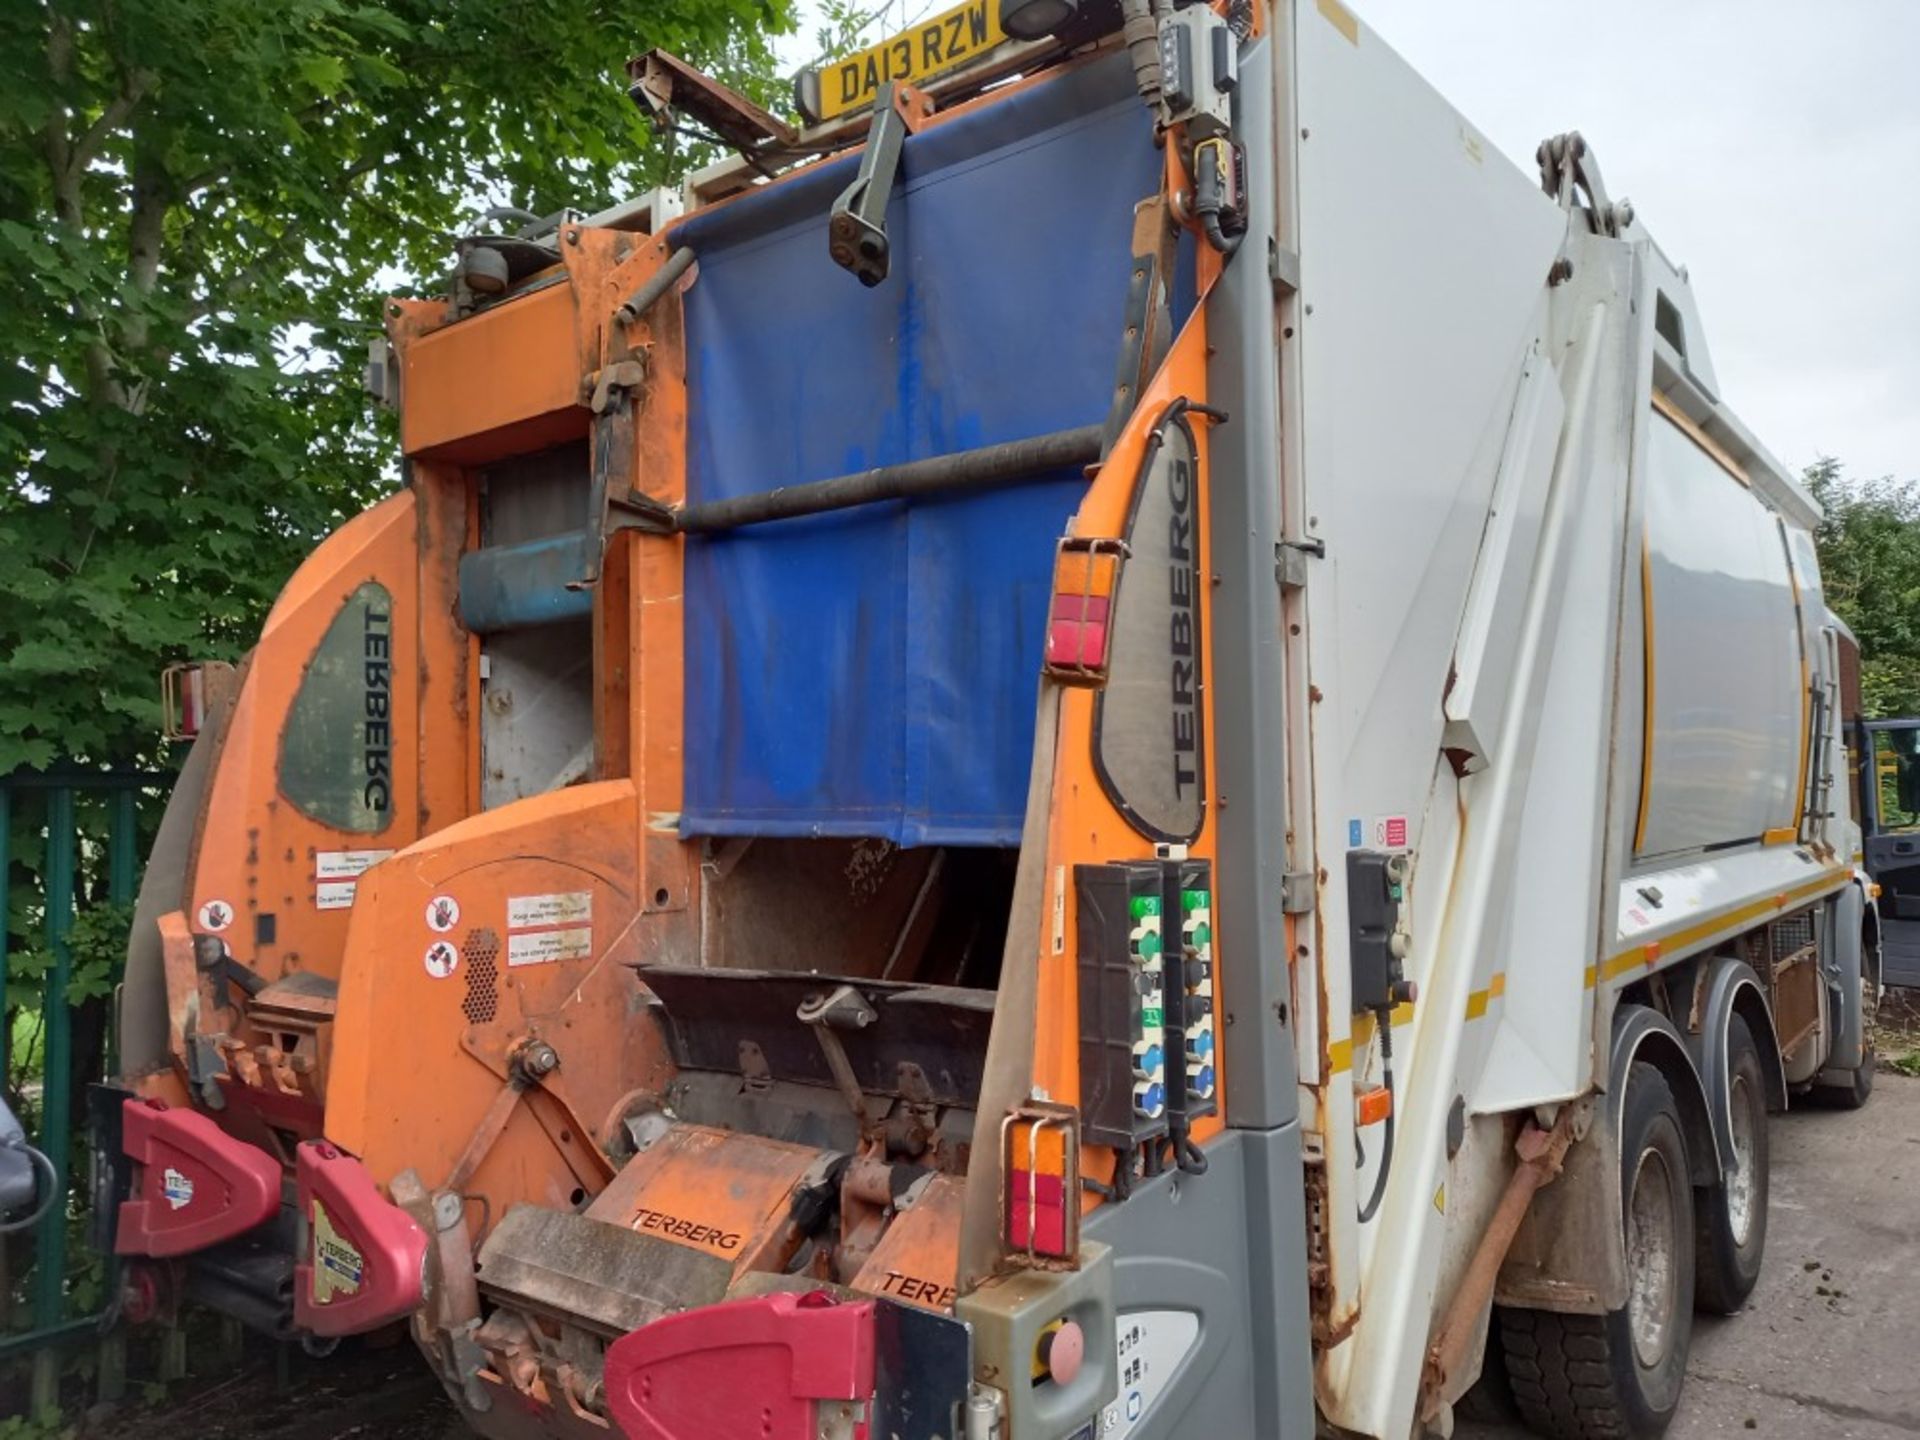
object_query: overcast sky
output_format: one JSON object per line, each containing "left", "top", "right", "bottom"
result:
{"left": 780, "top": 2, "right": 1916, "bottom": 483}
{"left": 1344, "top": 1, "right": 1920, "bottom": 485}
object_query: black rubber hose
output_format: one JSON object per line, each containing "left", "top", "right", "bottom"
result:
{"left": 1356, "top": 1014, "right": 1396, "bottom": 1225}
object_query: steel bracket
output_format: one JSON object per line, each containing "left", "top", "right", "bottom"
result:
{"left": 828, "top": 82, "right": 933, "bottom": 287}
{"left": 1280, "top": 870, "right": 1316, "bottom": 915}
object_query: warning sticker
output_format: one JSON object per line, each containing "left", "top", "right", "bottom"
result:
{"left": 508, "top": 927, "right": 592, "bottom": 967}
{"left": 316, "top": 849, "right": 393, "bottom": 882}
{"left": 1371, "top": 815, "right": 1410, "bottom": 850}
{"left": 310, "top": 1200, "right": 365, "bottom": 1302}
{"left": 423, "top": 940, "right": 460, "bottom": 979}
{"left": 508, "top": 891, "right": 593, "bottom": 930}
{"left": 316, "top": 881, "right": 358, "bottom": 911}
{"left": 425, "top": 895, "right": 461, "bottom": 932}
{"left": 196, "top": 899, "right": 234, "bottom": 932}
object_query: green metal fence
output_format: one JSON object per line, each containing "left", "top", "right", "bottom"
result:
{"left": 1, "top": 767, "right": 164, "bottom": 1409}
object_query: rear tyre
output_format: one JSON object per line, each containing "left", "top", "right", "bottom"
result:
{"left": 1500, "top": 1062, "right": 1696, "bottom": 1439}
{"left": 1456, "top": 1321, "right": 1520, "bottom": 1424}
{"left": 1694, "top": 1014, "right": 1770, "bottom": 1314}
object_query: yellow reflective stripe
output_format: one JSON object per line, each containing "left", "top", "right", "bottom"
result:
{"left": 1464, "top": 971, "right": 1506, "bottom": 1020}
{"left": 1326, "top": 974, "right": 1506, "bottom": 1074}
{"left": 1589, "top": 868, "right": 1851, "bottom": 989}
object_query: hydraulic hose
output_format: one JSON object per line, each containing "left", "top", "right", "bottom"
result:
{"left": 1119, "top": 0, "right": 1163, "bottom": 113}
{"left": 1356, "top": 1012, "right": 1397, "bottom": 1226}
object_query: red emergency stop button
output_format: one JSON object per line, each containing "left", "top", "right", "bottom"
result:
{"left": 1039, "top": 1318, "right": 1086, "bottom": 1385}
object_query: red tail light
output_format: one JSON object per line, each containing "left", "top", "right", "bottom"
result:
{"left": 1001, "top": 1102, "right": 1081, "bottom": 1265}
{"left": 1044, "top": 538, "right": 1126, "bottom": 684}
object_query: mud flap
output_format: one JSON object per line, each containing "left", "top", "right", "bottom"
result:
{"left": 115, "top": 1098, "right": 281, "bottom": 1258}
{"left": 294, "top": 1140, "right": 429, "bottom": 1336}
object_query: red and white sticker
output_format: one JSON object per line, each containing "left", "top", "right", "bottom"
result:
{"left": 423, "top": 940, "right": 460, "bottom": 979}
{"left": 425, "top": 895, "right": 461, "bottom": 933}
{"left": 1372, "top": 815, "right": 1409, "bottom": 850}
{"left": 197, "top": 899, "right": 235, "bottom": 932}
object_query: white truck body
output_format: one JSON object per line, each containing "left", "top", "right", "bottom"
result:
{"left": 1271, "top": 6, "right": 1861, "bottom": 1434}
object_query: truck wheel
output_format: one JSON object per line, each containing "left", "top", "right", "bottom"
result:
{"left": 1694, "top": 1013, "right": 1769, "bottom": 1314}
{"left": 1500, "top": 1062, "right": 1696, "bottom": 1438}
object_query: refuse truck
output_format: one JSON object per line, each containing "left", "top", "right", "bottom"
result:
{"left": 99, "top": 1, "right": 1881, "bottom": 1436}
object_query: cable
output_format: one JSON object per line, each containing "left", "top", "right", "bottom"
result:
{"left": 1356, "top": 1013, "right": 1397, "bottom": 1225}
{"left": 1192, "top": 140, "right": 1245, "bottom": 258}
{"left": 0, "top": 1141, "right": 60, "bottom": 1235}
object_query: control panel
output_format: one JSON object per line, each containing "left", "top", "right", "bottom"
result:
{"left": 1157, "top": 4, "right": 1236, "bottom": 137}
{"left": 1347, "top": 849, "right": 1415, "bottom": 1016}
{"left": 1076, "top": 858, "right": 1216, "bottom": 1149}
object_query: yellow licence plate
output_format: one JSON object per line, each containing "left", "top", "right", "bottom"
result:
{"left": 809, "top": 0, "right": 1008, "bottom": 121}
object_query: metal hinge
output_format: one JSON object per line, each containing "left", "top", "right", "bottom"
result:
{"left": 1270, "top": 240, "right": 1301, "bottom": 298}
{"left": 1276, "top": 537, "right": 1324, "bottom": 593}
{"left": 1281, "top": 870, "right": 1316, "bottom": 915}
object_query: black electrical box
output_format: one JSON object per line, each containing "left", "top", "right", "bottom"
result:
{"left": 1347, "top": 849, "right": 1409, "bottom": 1015}
{"left": 1076, "top": 857, "right": 1219, "bottom": 1149}
{"left": 1162, "top": 858, "right": 1217, "bottom": 1122}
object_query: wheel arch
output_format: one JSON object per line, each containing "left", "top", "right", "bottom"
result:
{"left": 1688, "top": 956, "right": 1787, "bottom": 1179}
{"left": 1820, "top": 882, "right": 1872, "bottom": 1078}
{"left": 1612, "top": 1004, "right": 1719, "bottom": 1188}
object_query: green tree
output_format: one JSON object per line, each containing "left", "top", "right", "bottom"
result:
{"left": 1807, "top": 457, "right": 1920, "bottom": 718}
{"left": 0, "top": 0, "right": 790, "bottom": 778}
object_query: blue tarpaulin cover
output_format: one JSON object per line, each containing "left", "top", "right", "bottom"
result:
{"left": 677, "top": 55, "right": 1164, "bottom": 846}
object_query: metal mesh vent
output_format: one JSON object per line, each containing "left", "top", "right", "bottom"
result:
{"left": 1770, "top": 911, "right": 1816, "bottom": 966}
{"left": 462, "top": 927, "right": 500, "bottom": 1024}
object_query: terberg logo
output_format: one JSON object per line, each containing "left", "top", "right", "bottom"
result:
{"left": 363, "top": 606, "right": 392, "bottom": 815}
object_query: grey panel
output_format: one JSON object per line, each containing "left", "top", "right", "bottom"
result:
{"left": 1638, "top": 413, "right": 1802, "bottom": 856}
{"left": 1082, "top": 1128, "right": 1315, "bottom": 1439}
{"left": 1202, "top": 35, "right": 1301, "bottom": 1128}
{"left": 481, "top": 620, "right": 594, "bottom": 809}
{"left": 1095, "top": 422, "right": 1206, "bottom": 842}
{"left": 1882, "top": 916, "right": 1920, "bottom": 988}
{"left": 482, "top": 442, "right": 591, "bottom": 547}
{"left": 120, "top": 705, "right": 222, "bottom": 1074}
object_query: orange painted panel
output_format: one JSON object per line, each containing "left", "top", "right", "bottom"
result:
{"left": 1030, "top": 307, "right": 1230, "bottom": 1177}
{"left": 324, "top": 781, "right": 669, "bottom": 1223}
{"left": 400, "top": 284, "right": 586, "bottom": 461}
{"left": 585, "top": 1125, "right": 819, "bottom": 1266}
